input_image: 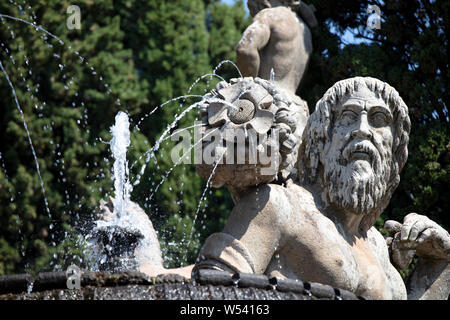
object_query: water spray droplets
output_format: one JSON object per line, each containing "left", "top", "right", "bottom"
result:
{"left": 1, "top": 5, "right": 249, "bottom": 272}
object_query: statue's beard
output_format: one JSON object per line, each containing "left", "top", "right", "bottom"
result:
{"left": 323, "top": 137, "right": 392, "bottom": 216}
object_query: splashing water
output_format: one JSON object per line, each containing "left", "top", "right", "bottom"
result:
{"left": 270, "top": 68, "right": 275, "bottom": 83}
{"left": 0, "top": 60, "right": 52, "bottom": 221}
{"left": 213, "top": 60, "right": 243, "bottom": 78}
{"left": 183, "top": 149, "right": 225, "bottom": 263}
{"left": 1, "top": 2, "right": 252, "bottom": 270}
{"left": 187, "top": 73, "right": 226, "bottom": 94}
{"left": 136, "top": 94, "right": 203, "bottom": 129}
{"left": 91, "top": 111, "right": 152, "bottom": 272}
{"left": 147, "top": 126, "right": 220, "bottom": 203}
{"left": 110, "top": 111, "right": 132, "bottom": 219}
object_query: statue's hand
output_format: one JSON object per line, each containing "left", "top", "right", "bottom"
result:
{"left": 385, "top": 213, "right": 450, "bottom": 268}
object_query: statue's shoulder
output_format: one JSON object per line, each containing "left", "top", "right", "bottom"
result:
{"left": 240, "top": 183, "right": 291, "bottom": 206}
{"left": 262, "top": 181, "right": 316, "bottom": 216}
{"left": 366, "top": 226, "right": 407, "bottom": 299}
{"left": 366, "top": 226, "right": 387, "bottom": 249}
{"left": 366, "top": 226, "right": 392, "bottom": 265}
{"left": 233, "top": 182, "right": 317, "bottom": 230}
{"left": 284, "top": 180, "right": 317, "bottom": 207}
{"left": 254, "top": 181, "right": 312, "bottom": 201}
{"left": 255, "top": 6, "right": 296, "bottom": 22}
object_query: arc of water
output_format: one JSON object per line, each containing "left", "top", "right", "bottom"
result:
{"left": 0, "top": 14, "right": 60, "bottom": 42}
{"left": 0, "top": 13, "right": 120, "bottom": 105}
{"left": 136, "top": 94, "right": 203, "bottom": 129}
{"left": 205, "top": 97, "right": 239, "bottom": 111}
{"left": 144, "top": 62, "right": 243, "bottom": 147}
{"left": 131, "top": 122, "right": 206, "bottom": 187}
{"left": 135, "top": 65, "right": 231, "bottom": 131}
{"left": 213, "top": 59, "right": 243, "bottom": 79}
{"left": 0, "top": 60, "right": 52, "bottom": 220}
{"left": 160, "top": 123, "right": 206, "bottom": 143}
{"left": 136, "top": 65, "right": 231, "bottom": 130}
{"left": 182, "top": 149, "right": 225, "bottom": 264}
{"left": 134, "top": 58, "right": 245, "bottom": 136}
{"left": 1, "top": 13, "right": 131, "bottom": 227}
{"left": 131, "top": 68, "right": 238, "bottom": 181}
{"left": 147, "top": 127, "right": 220, "bottom": 203}
{"left": 187, "top": 73, "right": 225, "bottom": 94}
{"left": 0, "top": 23, "right": 47, "bottom": 110}
{"left": 123, "top": 58, "right": 246, "bottom": 189}
{"left": 131, "top": 87, "right": 250, "bottom": 195}
{"left": 1, "top": 38, "right": 90, "bottom": 234}
{"left": 130, "top": 101, "right": 202, "bottom": 184}
{"left": 131, "top": 93, "right": 243, "bottom": 188}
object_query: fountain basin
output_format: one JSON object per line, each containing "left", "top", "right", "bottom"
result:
{"left": 0, "top": 270, "right": 365, "bottom": 300}
{"left": 91, "top": 225, "right": 144, "bottom": 272}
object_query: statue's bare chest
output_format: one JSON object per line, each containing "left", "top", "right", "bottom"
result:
{"left": 275, "top": 210, "right": 391, "bottom": 298}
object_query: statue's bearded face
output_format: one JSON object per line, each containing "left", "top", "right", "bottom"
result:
{"left": 323, "top": 87, "right": 394, "bottom": 215}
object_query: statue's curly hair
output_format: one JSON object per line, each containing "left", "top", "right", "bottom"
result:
{"left": 298, "top": 77, "right": 411, "bottom": 231}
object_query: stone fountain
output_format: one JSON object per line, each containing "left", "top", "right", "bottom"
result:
{"left": 1, "top": 0, "right": 449, "bottom": 301}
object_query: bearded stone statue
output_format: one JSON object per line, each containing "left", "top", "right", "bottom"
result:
{"left": 193, "top": 77, "right": 450, "bottom": 300}
{"left": 91, "top": 0, "right": 449, "bottom": 301}
{"left": 97, "top": 77, "right": 449, "bottom": 300}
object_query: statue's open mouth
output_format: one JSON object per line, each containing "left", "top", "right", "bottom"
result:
{"left": 344, "top": 140, "right": 378, "bottom": 163}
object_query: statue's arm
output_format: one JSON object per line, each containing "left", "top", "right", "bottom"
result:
{"left": 235, "top": 17, "right": 271, "bottom": 77}
{"left": 385, "top": 213, "right": 450, "bottom": 299}
{"left": 194, "top": 184, "right": 288, "bottom": 274}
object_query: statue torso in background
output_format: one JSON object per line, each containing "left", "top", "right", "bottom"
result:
{"left": 236, "top": 6, "right": 312, "bottom": 99}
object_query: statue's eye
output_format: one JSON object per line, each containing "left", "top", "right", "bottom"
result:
{"left": 370, "top": 111, "right": 390, "bottom": 127}
{"left": 339, "top": 110, "right": 358, "bottom": 125}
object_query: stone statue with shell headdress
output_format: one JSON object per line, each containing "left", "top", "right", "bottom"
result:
{"left": 96, "top": 0, "right": 450, "bottom": 300}
{"left": 196, "top": 0, "right": 318, "bottom": 200}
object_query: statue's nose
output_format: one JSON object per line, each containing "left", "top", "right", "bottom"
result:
{"left": 351, "top": 113, "right": 372, "bottom": 139}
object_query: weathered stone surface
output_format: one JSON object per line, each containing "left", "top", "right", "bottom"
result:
{"left": 406, "top": 258, "right": 449, "bottom": 300}
{"left": 0, "top": 274, "right": 32, "bottom": 294}
{"left": 194, "top": 77, "right": 450, "bottom": 300}
{"left": 193, "top": 269, "right": 234, "bottom": 287}
{"left": 154, "top": 273, "right": 189, "bottom": 285}
{"left": 33, "top": 271, "right": 68, "bottom": 292}
{"left": 0, "top": 270, "right": 364, "bottom": 300}
{"left": 309, "top": 282, "right": 336, "bottom": 300}
{"left": 33, "top": 270, "right": 154, "bottom": 293}
{"left": 95, "top": 199, "right": 171, "bottom": 277}
{"left": 385, "top": 213, "right": 450, "bottom": 262}
{"left": 269, "top": 277, "right": 304, "bottom": 294}
{"left": 232, "top": 273, "right": 271, "bottom": 290}
{"left": 196, "top": 77, "right": 308, "bottom": 202}
{"left": 384, "top": 214, "right": 450, "bottom": 299}
{"left": 236, "top": 1, "right": 315, "bottom": 100}
{"left": 0, "top": 284, "right": 304, "bottom": 301}
{"left": 338, "top": 288, "right": 361, "bottom": 301}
